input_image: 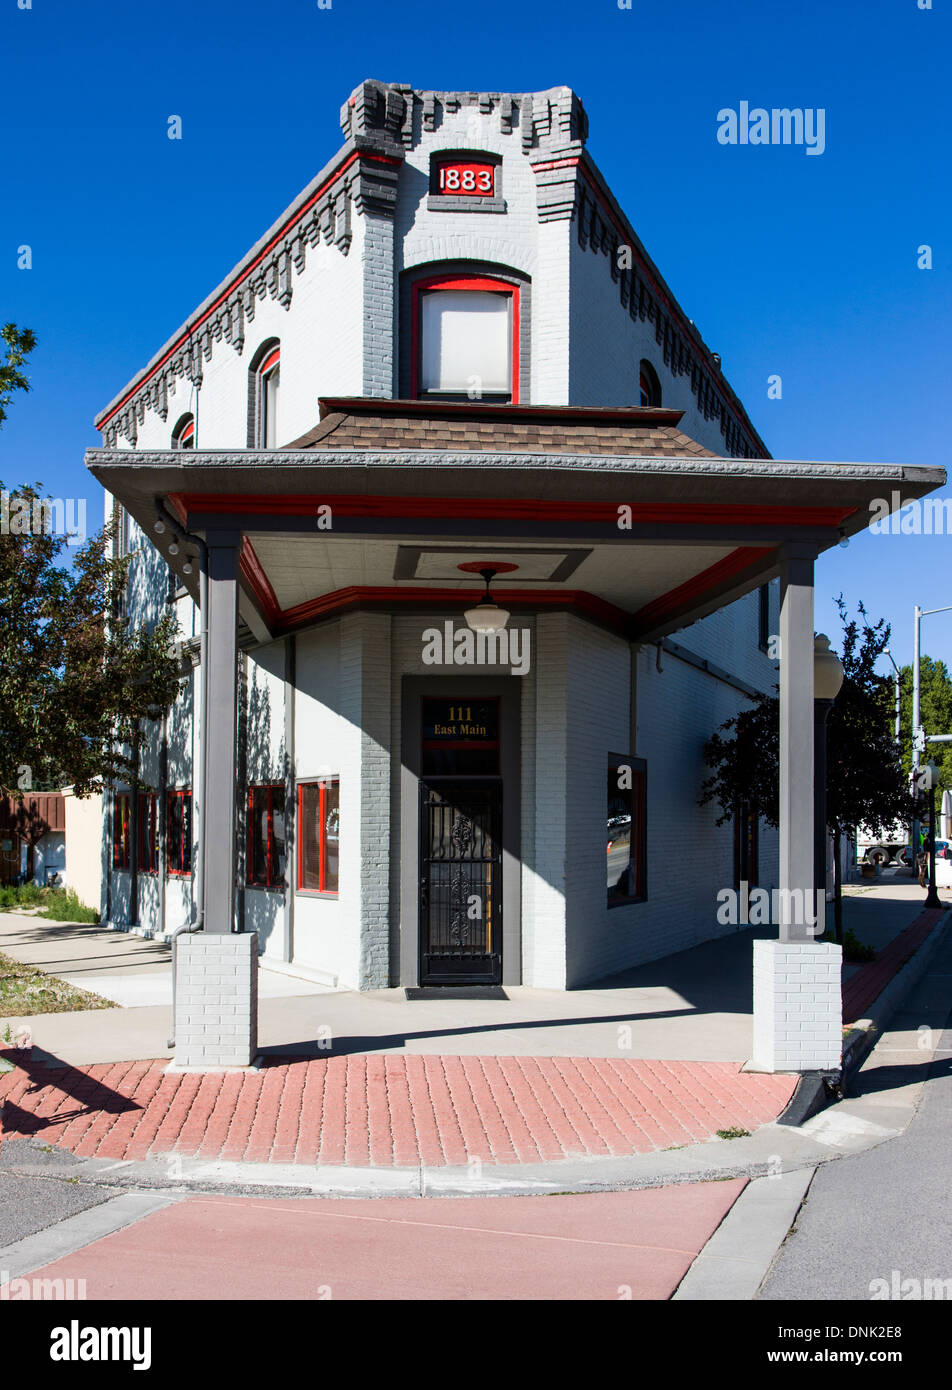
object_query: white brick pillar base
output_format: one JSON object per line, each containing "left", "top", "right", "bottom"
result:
{"left": 751, "top": 939, "right": 842, "bottom": 1073}
{"left": 174, "top": 932, "right": 258, "bottom": 1068}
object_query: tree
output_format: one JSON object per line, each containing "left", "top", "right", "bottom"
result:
{"left": 0, "top": 326, "right": 182, "bottom": 799}
{"left": 0, "top": 480, "right": 182, "bottom": 797}
{"left": 898, "top": 655, "right": 952, "bottom": 799}
{"left": 699, "top": 598, "right": 915, "bottom": 940}
{"left": 0, "top": 323, "right": 37, "bottom": 428}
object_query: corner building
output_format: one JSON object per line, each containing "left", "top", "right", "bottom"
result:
{"left": 87, "top": 81, "right": 942, "bottom": 1070}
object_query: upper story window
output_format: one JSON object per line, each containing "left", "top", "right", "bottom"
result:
{"left": 412, "top": 275, "right": 517, "bottom": 403}
{"left": 252, "top": 341, "right": 281, "bottom": 447}
{"left": 639, "top": 359, "right": 661, "bottom": 407}
{"left": 171, "top": 413, "right": 195, "bottom": 449}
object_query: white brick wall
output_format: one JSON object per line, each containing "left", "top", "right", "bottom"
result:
{"left": 752, "top": 939, "right": 842, "bottom": 1072}
{"left": 174, "top": 931, "right": 258, "bottom": 1068}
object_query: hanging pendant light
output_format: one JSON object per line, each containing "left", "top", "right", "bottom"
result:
{"left": 464, "top": 567, "right": 510, "bottom": 633}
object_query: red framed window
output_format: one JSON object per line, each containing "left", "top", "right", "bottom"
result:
{"left": 137, "top": 792, "right": 158, "bottom": 874}
{"left": 297, "top": 779, "right": 340, "bottom": 895}
{"left": 113, "top": 793, "right": 131, "bottom": 870}
{"left": 166, "top": 789, "right": 192, "bottom": 876}
{"left": 172, "top": 414, "right": 195, "bottom": 449}
{"left": 410, "top": 274, "right": 518, "bottom": 402}
{"left": 247, "top": 784, "right": 287, "bottom": 889}
{"left": 257, "top": 344, "right": 281, "bottom": 447}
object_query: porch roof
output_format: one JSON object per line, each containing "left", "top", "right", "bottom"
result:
{"left": 85, "top": 404, "right": 945, "bottom": 646}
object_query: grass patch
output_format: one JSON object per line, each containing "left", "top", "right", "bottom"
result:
{"left": 716, "top": 1127, "right": 750, "bottom": 1140}
{"left": 0, "top": 882, "right": 44, "bottom": 910}
{"left": 821, "top": 927, "right": 876, "bottom": 963}
{"left": 0, "top": 950, "right": 115, "bottom": 1018}
{"left": 36, "top": 889, "right": 99, "bottom": 924}
{"left": 0, "top": 884, "right": 99, "bottom": 924}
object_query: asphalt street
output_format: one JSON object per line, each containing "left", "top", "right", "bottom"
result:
{"left": 759, "top": 931, "right": 952, "bottom": 1300}
{"left": 0, "top": 1138, "right": 111, "bottom": 1246}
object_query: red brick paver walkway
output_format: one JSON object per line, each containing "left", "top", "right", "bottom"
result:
{"left": 842, "top": 906, "right": 947, "bottom": 1025}
{"left": 0, "top": 1056, "right": 795, "bottom": 1168}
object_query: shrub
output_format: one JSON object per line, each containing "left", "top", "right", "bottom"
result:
{"left": 37, "top": 889, "right": 99, "bottom": 925}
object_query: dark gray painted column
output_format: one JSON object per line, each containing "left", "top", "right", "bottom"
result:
{"left": 203, "top": 532, "right": 241, "bottom": 934}
{"left": 778, "top": 547, "right": 816, "bottom": 943}
{"left": 283, "top": 634, "right": 295, "bottom": 963}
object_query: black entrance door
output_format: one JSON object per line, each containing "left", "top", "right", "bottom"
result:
{"left": 419, "top": 781, "right": 502, "bottom": 985}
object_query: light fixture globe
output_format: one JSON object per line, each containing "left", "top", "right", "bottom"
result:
{"left": 463, "top": 567, "right": 510, "bottom": 633}
{"left": 814, "top": 633, "right": 844, "bottom": 701}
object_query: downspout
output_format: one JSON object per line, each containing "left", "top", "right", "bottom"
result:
{"left": 154, "top": 497, "right": 208, "bottom": 1048}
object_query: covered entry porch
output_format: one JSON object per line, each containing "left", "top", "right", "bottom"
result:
{"left": 87, "top": 398, "right": 945, "bottom": 1072}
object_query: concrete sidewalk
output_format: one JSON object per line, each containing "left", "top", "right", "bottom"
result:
{"left": 1, "top": 883, "right": 942, "bottom": 1068}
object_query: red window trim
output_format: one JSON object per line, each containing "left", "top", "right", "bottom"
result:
{"left": 296, "top": 779, "right": 339, "bottom": 896}
{"left": 410, "top": 274, "right": 520, "bottom": 403}
{"left": 166, "top": 788, "right": 192, "bottom": 877}
{"left": 113, "top": 793, "right": 131, "bottom": 871}
{"left": 247, "top": 784, "right": 285, "bottom": 890}
{"left": 259, "top": 346, "right": 281, "bottom": 377}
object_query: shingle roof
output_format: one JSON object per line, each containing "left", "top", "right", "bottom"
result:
{"left": 283, "top": 398, "right": 727, "bottom": 459}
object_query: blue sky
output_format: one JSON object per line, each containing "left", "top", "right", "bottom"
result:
{"left": 1, "top": 0, "right": 949, "bottom": 666}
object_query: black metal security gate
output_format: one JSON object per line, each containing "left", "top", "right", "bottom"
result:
{"left": 419, "top": 781, "right": 502, "bottom": 985}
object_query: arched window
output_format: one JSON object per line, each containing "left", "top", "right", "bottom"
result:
{"left": 411, "top": 275, "right": 518, "bottom": 402}
{"left": 171, "top": 413, "right": 195, "bottom": 449}
{"left": 639, "top": 359, "right": 661, "bottom": 408}
{"left": 253, "top": 342, "right": 281, "bottom": 447}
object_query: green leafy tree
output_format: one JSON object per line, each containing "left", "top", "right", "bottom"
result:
{"left": 0, "top": 480, "right": 182, "bottom": 797}
{"left": 0, "top": 327, "right": 181, "bottom": 800}
{"left": 0, "top": 323, "right": 37, "bottom": 428}
{"left": 699, "top": 598, "right": 915, "bottom": 940}
{"left": 898, "top": 656, "right": 952, "bottom": 799}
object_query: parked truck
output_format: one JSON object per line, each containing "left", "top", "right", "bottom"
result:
{"left": 855, "top": 822, "right": 912, "bottom": 868}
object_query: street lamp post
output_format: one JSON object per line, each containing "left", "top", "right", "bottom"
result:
{"left": 920, "top": 761, "right": 942, "bottom": 910}
{"left": 814, "top": 635, "right": 845, "bottom": 942}
{"left": 911, "top": 603, "right": 952, "bottom": 864}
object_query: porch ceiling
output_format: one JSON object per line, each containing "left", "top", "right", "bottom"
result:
{"left": 246, "top": 533, "right": 736, "bottom": 616}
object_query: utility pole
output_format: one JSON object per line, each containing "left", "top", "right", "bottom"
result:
{"left": 911, "top": 603, "right": 952, "bottom": 887}
{"left": 883, "top": 648, "right": 901, "bottom": 743}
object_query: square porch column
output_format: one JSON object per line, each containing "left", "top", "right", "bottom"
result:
{"left": 174, "top": 530, "right": 258, "bottom": 1068}
{"left": 752, "top": 547, "right": 842, "bottom": 1074}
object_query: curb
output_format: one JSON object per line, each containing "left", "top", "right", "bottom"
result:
{"left": 841, "top": 908, "right": 950, "bottom": 1087}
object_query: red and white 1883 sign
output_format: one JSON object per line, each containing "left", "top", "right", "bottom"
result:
{"left": 436, "top": 159, "right": 495, "bottom": 196}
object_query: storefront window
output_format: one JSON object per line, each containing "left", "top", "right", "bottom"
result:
{"left": 297, "top": 780, "right": 339, "bottom": 894}
{"left": 137, "top": 791, "right": 158, "bottom": 874}
{"left": 113, "top": 793, "right": 131, "bottom": 870}
{"left": 607, "top": 755, "right": 646, "bottom": 905}
{"left": 247, "top": 784, "right": 287, "bottom": 888}
{"left": 167, "top": 789, "right": 192, "bottom": 876}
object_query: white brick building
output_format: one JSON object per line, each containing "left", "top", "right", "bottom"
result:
{"left": 86, "top": 81, "right": 943, "bottom": 1069}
